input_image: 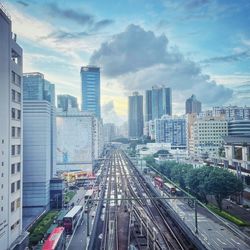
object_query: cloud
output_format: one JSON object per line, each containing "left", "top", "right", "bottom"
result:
{"left": 200, "top": 50, "right": 250, "bottom": 64}
{"left": 102, "top": 101, "right": 124, "bottom": 125}
{"left": 91, "top": 24, "right": 233, "bottom": 106}
{"left": 46, "top": 3, "right": 114, "bottom": 32}
{"left": 16, "top": 0, "right": 29, "bottom": 7}
{"left": 185, "top": 0, "right": 211, "bottom": 10}
{"left": 47, "top": 3, "right": 94, "bottom": 26}
{"left": 41, "top": 30, "right": 91, "bottom": 40}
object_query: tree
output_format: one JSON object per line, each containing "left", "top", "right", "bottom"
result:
{"left": 205, "top": 168, "right": 243, "bottom": 210}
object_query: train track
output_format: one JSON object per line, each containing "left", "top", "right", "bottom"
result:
{"left": 100, "top": 149, "right": 195, "bottom": 250}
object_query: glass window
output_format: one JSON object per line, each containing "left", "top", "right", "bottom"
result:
{"left": 12, "top": 89, "right": 15, "bottom": 101}
{"left": 17, "top": 75, "right": 21, "bottom": 86}
{"left": 17, "top": 110, "right": 21, "bottom": 120}
{"left": 17, "top": 163, "right": 21, "bottom": 172}
{"left": 17, "top": 145, "right": 21, "bottom": 155}
{"left": 17, "top": 180, "right": 20, "bottom": 190}
{"left": 11, "top": 145, "right": 15, "bottom": 156}
{"left": 17, "top": 127, "right": 21, "bottom": 138}
{"left": 11, "top": 108, "right": 15, "bottom": 119}
{"left": 11, "top": 164, "right": 15, "bottom": 174}
{"left": 11, "top": 183, "right": 15, "bottom": 193}
{"left": 16, "top": 199, "right": 20, "bottom": 208}
{"left": 11, "top": 71, "right": 15, "bottom": 84}
{"left": 11, "top": 201, "right": 15, "bottom": 212}
{"left": 17, "top": 92, "right": 21, "bottom": 103}
{"left": 11, "top": 127, "right": 15, "bottom": 137}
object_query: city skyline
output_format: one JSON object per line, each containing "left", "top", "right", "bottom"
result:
{"left": 2, "top": 0, "right": 250, "bottom": 125}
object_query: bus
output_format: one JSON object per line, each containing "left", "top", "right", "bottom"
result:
{"left": 163, "top": 182, "right": 176, "bottom": 195}
{"left": 154, "top": 176, "right": 164, "bottom": 188}
{"left": 63, "top": 205, "right": 83, "bottom": 234}
{"left": 42, "top": 227, "right": 65, "bottom": 250}
{"left": 84, "top": 189, "right": 94, "bottom": 204}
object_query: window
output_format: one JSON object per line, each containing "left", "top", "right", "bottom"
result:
{"left": 11, "top": 201, "right": 15, "bottom": 212}
{"left": 12, "top": 89, "right": 15, "bottom": 101}
{"left": 17, "top": 110, "right": 21, "bottom": 120}
{"left": 1, "top": 207, "right": 3, "bottom": 212}
{"left": 11, "top": 108, "right": 15, "bottom": 119}
{"left": 16, "top": 198, "right": 20, "bottom": 208}
{"left": 11, "top": 145, "right": 15, "bottom": 156}
{"left": 17, "top": 145, "right": 21, "bottom": 155}
{"left": 17, "top": 75, "right": 21, "bottom": 86}
{"left": 17, "top": 127, "right": 21, "bottom": 138}
{"left": 11, "top": 182, "right": 15, "bottom": 193}
{"left": 17, "top": 180, "right": 20, "bottom": 190}
{"left": 11, "top": 164, "right": 15, "bottom": 174}
{"left": 17, "top": 92, "right": 21, "bottom": 103}
{"left": 11, "top": 127, "right": 15, "bottom": 137}
{"left": 11, "top": 224, "right": 14, "bottom": 230}
{"left": 11, "top": 71, "right": 15, "bottom": 84}
{"left": 17, "top": 163, "right": 20, "bottom": 172}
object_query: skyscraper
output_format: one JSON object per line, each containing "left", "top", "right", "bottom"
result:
{"left": 128, "top": 92, "right": 144, "bottom": 138}
{"left": 23, "top": 73, "right": 56, "bottom": 224}
{"left": 57, "top": 94, "right": 78, "bottom": 111}
{"left": 0, "top": 6, "right": 28, "bottom": 249}
{"left": 80, "top": 66, "right": 101, "bottom": 118}
{"left": 145, "top": 86, "right": 172, "bottom": 121}
{"left": 185, "top": 94, "right": 202, "bottom": 114}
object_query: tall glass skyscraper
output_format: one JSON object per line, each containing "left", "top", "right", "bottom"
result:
{"left": 80, "top": 66, "right": 101, "bottom": 118}
{"left": 145, "top": 86, "right": 172, "bottom": 121}
{"left": 185, "top": 94, "right": 202, "bottom": 114}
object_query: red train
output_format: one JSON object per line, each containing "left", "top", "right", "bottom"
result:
{"left": 154, "top": 176, "right": 164, "bottom": 188}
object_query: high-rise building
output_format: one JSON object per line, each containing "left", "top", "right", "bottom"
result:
{"left": 103, "top": 123, "right": 116, "bottom": 143}
{"left": 57, "top": 94, "right": 78, "bottom": 111}
{"left": 154, "top": 116, "right": 187, "bottom": 148}
{"left": 145, "top": 86, "right": 172, "bottom": 121}
{"left": 185, "top": 94, "right": 202, "bottom": 114}
{"left": 212, "top": 106, "right": 250, "bottom": 120}
{"left": 128, "top": 92, "right": 144, "bottom": 138}
{"left": 228, "top": 120, "right": 250, "bottom": 137}
{"left": 0, "top": 6, "right": 28, "bottom": 249}
{"left": 189, "top": 116, "right": 228, "bottom": 157}
{"left": 80, "top": 66, "right": 101, "bottom": 118}
{"left": 23, "top": 73, "right": 56, "bottom": 225}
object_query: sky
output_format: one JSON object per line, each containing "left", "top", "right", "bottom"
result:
{"left": 2, "top": 0, "right": 250, "bottom": 124}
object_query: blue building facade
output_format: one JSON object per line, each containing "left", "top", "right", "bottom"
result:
{"left": 155, "top": 116, "right": 187, "bottom": 148}
{"left": 81, "top": 66, "right": 101, "bottom": 118}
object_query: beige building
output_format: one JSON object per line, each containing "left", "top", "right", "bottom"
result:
{"left": 189, "top": 116, "right": 228, "bottom": 158}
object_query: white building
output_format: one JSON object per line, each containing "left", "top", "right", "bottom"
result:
{"left": 0, "top": 6, "right": 28, "bottom": 249}
{"left": 23, "top": 101, "right": 55, "bottom": 218}
{"left": 212, "top": 106, "right": 250, "bottom": 120}
{"left": 56, "top": 111, "right": 102, "bottom": 174}
{"left": 93, "top": 118, "right": 104, "bottom": 160}
{"left": 189, "top": 116, "right": 228, "bottom": 158}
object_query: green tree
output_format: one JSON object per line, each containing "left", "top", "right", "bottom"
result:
{"left": 205, "top": 168, "right": 243, "bottom": 210}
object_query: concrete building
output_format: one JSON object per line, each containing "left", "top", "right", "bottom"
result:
{"left": 57, "top": 94, "right": 78, "bottom": 111}
{"left": 23, "top": 74, "right": 56, "bottom": 225}
{"left": 56, "top": 111, "right": 100, "bottom": 174}
{"left": 189, "top": 116, "right": 228, "bottom": 158}
{"left": 185, "top": 94, "right": 202, "bottom": 114}
{"left": 80, "top": 66, "right": 101, "bottom": 118}
{"left": 154, "top": 116, "right": 187, "bottom": 149}
{"left": 103, "top": 123, "right": 116, "bottom": 143}
{"left": 128, "top": 92, "right": 144, "bottom": 139}
{"left": 228, "top": 120, "right": 250, "bottom": 137}
{"left": 0, "top": 6, "right": 28, "bottom": 249}
{"left": 212, "top": 106, "right": 250, "bottom": 120}
{"left": 145, "top": 86, "right": 172, "bottom": 121}
{"left": 93, "top": 117, "right": 104, "bottom": 160}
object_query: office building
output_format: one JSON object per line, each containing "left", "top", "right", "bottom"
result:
{"left": 57, "top": 94, "right": 78, "bottom": 112}
{"left": 212, "top": 106, "right": 250, "bottom": 120}
{"left": 145, "top": 86, "right": 172, "bottom": 121}
{"left": 103, "top": 123, "right": 116, "bottom": 143}
{"left": 185, "top": 94, "right": 202, "bottom": 114}
{"left": 128, "top": 92, "right": 144, "bottom": 139}
{"left": 23, "top": 73, "right": 56, "bottom": 224}
{"left": 189, "top": 116, "right": 228, "bottom": 157}
{"left": 228, "top": 120, "right": 250, "bottom": 137}
{"left": 0, "top": 6, "right": 28, "bottom": 249}
{"left": 56, "top": 110, "right": 103, "bottom": 174}
{"left": 155, "top": 116, "right": 187, "bottom": 149}
{"left": 80, "top": 66, "right": 101, "bottom": 118}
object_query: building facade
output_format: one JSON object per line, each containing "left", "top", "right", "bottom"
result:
{"left": 185, "top": 94, "right": 202, "bottom": 114}
{"left": 189, "top": 117, "right": 228, "bottom": 157}
{"left": 80, "top": 66, "right": 100, "bottom": 118}
{"left": 228, "top": 120, "right": 250, "bottom": 137}
{"left": 128, "top": 92, "right": 144, "bottom": 139}
{"left": 103, "top": 123, "right": 116, "bottom": 143}
{"left": 212, "top": 106, "right": 250, "bottom": 120}
{"left": 57, "top": 94, "right": 78, "bottom": 112}
{"left": 0, "top": 6, "right": 28, "bottom": 249}
{"left": 145, "top": 86, "right": 172, "bottom": 121}
{"left": 23, "top": 73, "right": 56, "bottom": 224}
{"left": 155, "top": 116, "right": 187, "bottom": 149}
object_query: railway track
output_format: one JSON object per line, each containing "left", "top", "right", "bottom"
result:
{"left": 100, "top": 149, "right": 195, "bottom": 250}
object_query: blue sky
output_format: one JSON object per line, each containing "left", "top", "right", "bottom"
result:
{"left": 3, "top": 0, "right": 250, "bottom": 123}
